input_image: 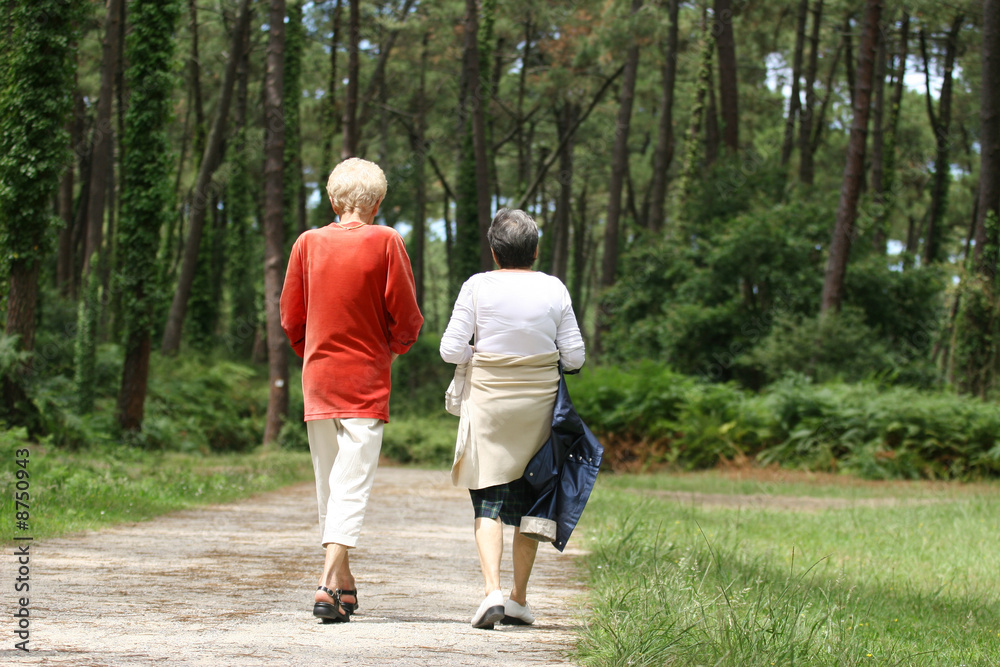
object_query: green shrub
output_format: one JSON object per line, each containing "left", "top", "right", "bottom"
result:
{"left": 742, "top": 307, "right": 896, "bottom": 383}
{"left": 277, "top": 418, "right": 310, "bottom": 451}
{"left": 381, "top": 415, "right": 455, "bottom": 466}
{"left": 141, "top": 355, "right": 268, "bottom": 452}
{"left": 391, "top": 331, "right": 454, "bottom": 416}
{"left": 569, "top": 362, "right": 1000, "bottom": 479}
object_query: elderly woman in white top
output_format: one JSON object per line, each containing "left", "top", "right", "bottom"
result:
{"left": 440, "top": 208, "right": 585, "bottom": 629}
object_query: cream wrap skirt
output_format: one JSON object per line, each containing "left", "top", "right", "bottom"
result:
{"left": 452, "top": 351, "right": 560, "bottom": 490}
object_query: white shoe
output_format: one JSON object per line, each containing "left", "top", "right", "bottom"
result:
{"left": 471, "top": 590, "right": 505, "bottom": 629}
{"left": 502, "top": 599, "right": 535, "bottom": 625}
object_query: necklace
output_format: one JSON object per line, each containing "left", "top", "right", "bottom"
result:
{"left": 335, "top": 221, "right": 366, "bottom": 230}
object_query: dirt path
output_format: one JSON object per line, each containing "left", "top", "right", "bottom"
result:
{"left": 2, "top": 467, "right": 588, "bottom": 666}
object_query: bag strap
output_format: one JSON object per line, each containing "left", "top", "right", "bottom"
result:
{"left": 471, "top": 276, "right": 481, "bottom": 346}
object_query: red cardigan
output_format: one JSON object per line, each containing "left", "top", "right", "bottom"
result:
{"left": 280, "top": 223, "right": 423, "bottom": 422}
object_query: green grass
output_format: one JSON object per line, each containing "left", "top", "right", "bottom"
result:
{"left": 597, "top": 468, "right": 996, "bottom": 501}
{"left": 577, "top": 471, "right": 1000, "bottom": 666}
{"left": 0, "top": 428, "right": 313, "bottom": 543}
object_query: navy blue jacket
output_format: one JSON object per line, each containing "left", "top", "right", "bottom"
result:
{"left": 520, "top": 369, "right": 603, "bottom": 552}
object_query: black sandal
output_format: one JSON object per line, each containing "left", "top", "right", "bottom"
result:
{"left": 336, "top": 589, "right": 359, "bottom": 616}
{"left": 313, "top": 586, "right": 350, "bottom": 624}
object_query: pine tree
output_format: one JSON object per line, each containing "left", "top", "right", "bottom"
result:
{"left": 116, "top": 0, "right": 182, "bottom": 432}
{"left": 0, "top": 0, "right": 82, "bottom": 354}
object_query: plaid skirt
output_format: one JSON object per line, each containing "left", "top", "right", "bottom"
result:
{"left": 469, "top": 477, "right": 535, "bottom": 526}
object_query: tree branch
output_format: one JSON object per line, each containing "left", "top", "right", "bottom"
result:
{"left": 515, "top": 65, "right": 626, "bottom": 210}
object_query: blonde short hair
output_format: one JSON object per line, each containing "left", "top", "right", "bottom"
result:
{"left": 326, "top": 158, "right": 387, "bottom": 214}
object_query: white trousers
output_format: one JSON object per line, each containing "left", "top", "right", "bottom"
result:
{"left": 306, "top": 418, "right": 384, "bottom": 548}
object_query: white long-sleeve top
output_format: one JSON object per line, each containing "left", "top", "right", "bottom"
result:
{"left": 439, "top": 271, "right": 586, "bottom": 371}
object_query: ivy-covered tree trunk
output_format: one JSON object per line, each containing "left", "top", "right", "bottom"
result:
{"left": 262, "top": 0, "right": 289, "bottom": 445}
{"left": 949, "top": 0, "right": 1000, "bottom": 397}
{"left": 160, "top": 0, "right": 251, "bottom": 355}
{"left": 677, "top": 16, "right": 714, "bottom": 206}
{"left": 820, "top": 0, "right": 882, "bottom": 313}
{"left": 0, "top": 0, "right": 81, "bottom": 354}
{"left": 116, "top": 0, "right": 181, "bottom": 432}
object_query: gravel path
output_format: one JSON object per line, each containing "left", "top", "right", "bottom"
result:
{"left": 2, "top": 467, "right": 588, "bottom": 666}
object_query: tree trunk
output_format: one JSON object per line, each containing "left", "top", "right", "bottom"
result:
{"left": 118, "top": 334, "right": 151, "bottom": 432}
{"left": 869, "top": 21, "right": 888, "bottom": 231}
{"left": 798, "top": 0, "right": 824, "bottom": 184}
{"left": 115, "top": 0, "right": 182, "bottom": 432}
{"left": 71, "top": 131, "right": 93, "bottom": 299}
{"left": 283, "top": 1, "right": 305, "bottom": 240}
{"left": 187, "top": 0, "right": 206, "bottom": 164}
{"left": 873, "top": 12, "right": 909, "bottom": 252}
{"left": 551, "top": 103, "right": 577, "bottom": 281}
{"left": 810, "top": 39, "right": 844, "bottom": 157}
{"left": 410, "top": 30, "right": 429, "bottom": 311}
{"left": 782, "top": 0, "right": 809, "bottom": 165}
{"left": 517, "top": 16, "right": 533, "bottom": 196}
{"left": 103, "top": 141, "right": 116, "bottom": 293}
{"left": 596, "top": 0, "right": 643, "bottom": 353}
{"left": 115, "top": 0, "right": 126, "bottom": 206}
{"left": 705, "top": 55, "right": 720, "bottom": 166}
{"left": 357, "top": 0, "right": 417, "bottom": 149}
{"left": 226, "top": 29, "right": 256, "bottom": 361}
{"left": 920, "top": 15, "right": 964, "bottom": 265}
{"left": 648, "top": 0, "right": 679, "bottom": 232}
{"left": 820, "top": 0, "right": 882, "bottom": 313}
{"left": 714, "top": 0, "right": 739, "bottom": 152}
{"left": 58, "top": 90, "right": 83, "bottom": 297}
{"left": 83, "top": 0, "right": 122, "bottom": 280}
{"left": 462, "top": 0, "right": 493, "bottom": 272}
{"left": 5, "top": 261, "right": 40, "bottom": 352}
{"left": 974, "top": 0, "right": 1000, "bottom": 276}
{"left": 843, "top": 13, "right": 856, "bottom": 110}
{"left": 341, "top": 0, "right": 359, "bottom": 159}
{"left": 317, "top": 0, "right": 341, "bottom": 224}
{"left": 0, "top": 0, "right": 78, "bottom": 355}
{"left": 160, "top": 0, "right": 252, "bottom": 355}
{"left": 262, "top": 0, "right": 289, "bottom": 445}
{"left": 678, "top": 17, "right": 714, "bottom": 201}
{"left": 571, "top": 181, "right": 589, "bottom": 313}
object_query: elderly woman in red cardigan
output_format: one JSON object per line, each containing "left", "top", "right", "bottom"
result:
{"left": 281, "top": 157, "right": 423, "bottom": 623}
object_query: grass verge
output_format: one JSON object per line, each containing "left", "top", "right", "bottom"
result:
{"left": 0, "top": 427, "right": 313, "bottom": 543}
{"left": 577, "top": 470, "right": 1000, "bottom": 666}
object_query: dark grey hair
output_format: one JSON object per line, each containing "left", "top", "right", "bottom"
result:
{"left": 487, "top": 208, "right": 538, "bottom": 269}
